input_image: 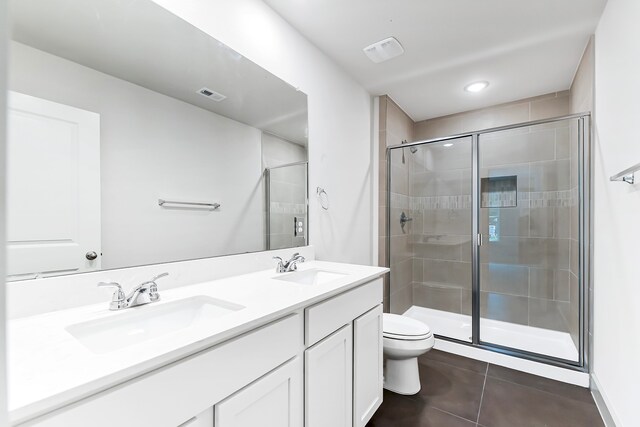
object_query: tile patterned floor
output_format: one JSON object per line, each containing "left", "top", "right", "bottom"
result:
{"left": 367, "top": 350, "right": 605, "bottom": 427}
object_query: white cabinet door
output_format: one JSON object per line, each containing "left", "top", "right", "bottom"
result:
{"left": 178, "top": 407, "right": 213, "bottom": 427}
{"left": 215, "top": 357, "right": 303, "bottom": 427}
{"left": 6, "top": 91, "right": 101, "bottom": 279}
{"left": 353, "top": 304, "right": 383, "bottom": 427}
{"left": 305, "top": 324, "right": 353, "bottom": 427}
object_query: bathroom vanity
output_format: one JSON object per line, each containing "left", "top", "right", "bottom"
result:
{"left": 7, "top": 258, "right": 387, "bottom": 427}
{"left": 4, "top": 2, "right": 385, "bottom": 425}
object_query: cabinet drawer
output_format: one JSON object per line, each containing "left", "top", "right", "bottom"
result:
{"left": 19, "top": 313, "right": 303, "bottom": 427}
{"left": 305, "top": 278, "right": 382, "bottom": 346}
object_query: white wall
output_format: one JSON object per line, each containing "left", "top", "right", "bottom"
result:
{"left": 593, "top": 0, "right": 640, "bottom": 425}
{"left": 152, "top": 0, "right": 374, "bottom": 266}
{"left": 261, "top": 133, "right": 306, "bottom": 169}
{"left": 9, "top": 42, "right": 265, "bottom": 270}
{"left": 0, "top": 0, "right": 8, "bottom": 422}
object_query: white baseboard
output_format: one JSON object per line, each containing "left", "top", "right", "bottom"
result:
{"left": 435, "top": 338, "right": 590, "bottom": 387}
{"left": 590, "top": 373, "right": 620, "bottom": 427}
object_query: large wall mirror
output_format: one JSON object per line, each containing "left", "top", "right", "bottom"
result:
{"left": 6, "top": 0, "right": 309, "bottom": 280}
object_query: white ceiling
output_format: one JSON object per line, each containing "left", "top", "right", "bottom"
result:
{"left": 263, "top": 0, "right": 607, "bottom": 121}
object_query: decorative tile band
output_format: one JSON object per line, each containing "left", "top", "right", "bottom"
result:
{"left": 400, "top": 189, "right": 577, "bottom": 211}
{"left": 389, "top": 192, "right": 410, "bottom": 209}
{"left": 409, "top": 195, "right": 471, "bottom": 210}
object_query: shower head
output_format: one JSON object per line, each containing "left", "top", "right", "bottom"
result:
{"left": 401, "top": 140, "right": 418, "bottom": 154}
{"left": 400, "top": 140, "right": 418, "bottom": 163}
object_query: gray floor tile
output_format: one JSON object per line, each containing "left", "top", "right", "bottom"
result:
{"left": 370, "top": 352, "right": 605, "bottom": 427}
{"left": 420, "top": 349, "right": 488, "bottom": 374}
{"left": 414, "top": 359, "right": 486, "bottom": 422}
{"left": 478, "top": 377, "right": 605, "bottom": 427}
{"left": 486, "top": 364, "right": 593, "bottom": 404}
{"left": 367, "top": 390, "right": 477, "bottom": 427}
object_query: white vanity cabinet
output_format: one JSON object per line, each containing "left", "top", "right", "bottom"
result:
{"left": 215, "top": 357, "right": 303, "bottom": 427}
{"left": 13, "top": 274, "right": 386, "bottom": 427}
{"left": 353, "top": 304, "right": 384, "bottom": 427}
{"left": 304, "top": 278, "right": 384, "bottom": 427}
{"left": 19, "top": 314, "right": 303, "bottom": 427}
{"left": 305, "top": 324, "right": 353, "bottom": 427}
{"left": 178, "top": 408, "right": 214, "bottom": 427}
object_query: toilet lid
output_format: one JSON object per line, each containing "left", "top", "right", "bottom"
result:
{"left": 383, "top": 313, "right": 431, "bottom": 339}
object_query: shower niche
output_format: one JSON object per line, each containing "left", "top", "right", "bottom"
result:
{"left": 480, "top": 175, "right": 518, "bottom": 208}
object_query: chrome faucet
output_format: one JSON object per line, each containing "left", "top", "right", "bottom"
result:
{"left": 97, "top": 272, "right": 168, "bottom": 311}
{"left": 273, "top": 253, "right": 306, "bottom": 273}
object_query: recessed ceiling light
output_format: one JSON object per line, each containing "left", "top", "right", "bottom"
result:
{"left": 443, "top": 143, "right": 453, "bottom": 147}
{"left": 464, "top": 81, "right": 489, "bottom": 93}
{"left": 363, "top": 37, "right": 404, "bottom": 63}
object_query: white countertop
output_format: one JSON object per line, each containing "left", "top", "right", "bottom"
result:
{"left": 7, "top": 260, "right": 387, "bottom": 424}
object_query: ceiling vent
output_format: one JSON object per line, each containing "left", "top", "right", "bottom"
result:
{"left": 363, "top": 37, "right": 404, "bottom": 63}
{"left": 197, "top": 87, "right": 226, "bottom": 102}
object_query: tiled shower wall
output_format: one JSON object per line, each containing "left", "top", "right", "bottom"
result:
{"left": 475, "top": 119, "right": 577, "bottom": 333}
{"left": 383, "top": 90, "right": 589, "bottom": 338}
{"left": 406, "top": 139, "right": 473, "bottom": 318}
{"left": 378, "top": 96, "right": 415, "bottom": 313}
{"left": 410, "top": 93, "right": 578, "bottom": 335}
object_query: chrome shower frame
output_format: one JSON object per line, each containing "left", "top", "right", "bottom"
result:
{"left": 386, "top": 113, "right": 592, "bottom": 372}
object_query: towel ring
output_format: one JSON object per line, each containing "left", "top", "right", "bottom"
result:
{"left": 317, "top": 187, "right": 329, "bottom": 210}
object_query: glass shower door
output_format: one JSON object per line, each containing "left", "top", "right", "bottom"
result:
{"left": 388, "top": 136, "right": 474, "bottom": 343}
{"left": 477, "top": 118, "right": 581, "bottom": 362}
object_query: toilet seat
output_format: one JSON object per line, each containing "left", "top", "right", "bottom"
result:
{"left": 384, "top": 331, "right": 432, "bottom": 341}
{"left": 383, "top": 313, "right": 432, "bottom": 341}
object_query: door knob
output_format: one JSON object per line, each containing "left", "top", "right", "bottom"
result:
{"left": 86, "top": 251, "right": 98, "bottom": 260}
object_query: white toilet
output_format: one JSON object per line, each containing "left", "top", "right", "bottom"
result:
{"left": 382, "top": 313, "right": 435, "bottom": 395}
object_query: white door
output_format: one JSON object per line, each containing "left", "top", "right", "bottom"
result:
{"left": 353, "top": 304, "right": 384, "bottom": 427}
{"left": 305, "top": 324, "right": 353, "bottom": 427}
{"left": 215, "top": 357, "right": 303, "bottom": 427}
{"left": 7, "top": 91, "right": 101, "bottom": 279}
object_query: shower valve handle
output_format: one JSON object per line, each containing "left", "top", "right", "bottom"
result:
{"left": 400, "top": 211, "right": 413, "bottom": 226}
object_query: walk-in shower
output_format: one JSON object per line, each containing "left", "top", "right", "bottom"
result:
{"left": 387, "top": 114, "right": 590, "bottom": 369}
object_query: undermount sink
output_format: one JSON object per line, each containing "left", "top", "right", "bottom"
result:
{"left": 274, "top": 268, "right": 348, "bottom": 285}
{"left": 66, "top": 296, "right": 245, "bottom": 354}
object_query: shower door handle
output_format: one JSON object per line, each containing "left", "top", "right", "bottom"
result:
{"left": 477, "top": 234, "right": 483, "bottom": 246}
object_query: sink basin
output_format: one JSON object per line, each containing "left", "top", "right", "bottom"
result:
{"left": 66, "top": 296, "right": 245, "bottom": 354}
{"left": 274, "top": 268, "right": 347, "bottom": 285}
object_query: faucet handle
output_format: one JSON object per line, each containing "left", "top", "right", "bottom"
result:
{"left": 97, "top": 281, "right": 122, "bottom": 291}
{"left": 273, "top": 256, "right": 286, "bottom": 273}
{"left": 144, "top": 272, "right": 168, "bottom": 302}
{"left": 97, "top": 282, "right": 126, "bottom": 311}
{"left": 149, "top": 272, "right": 169, "bottom": 282}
